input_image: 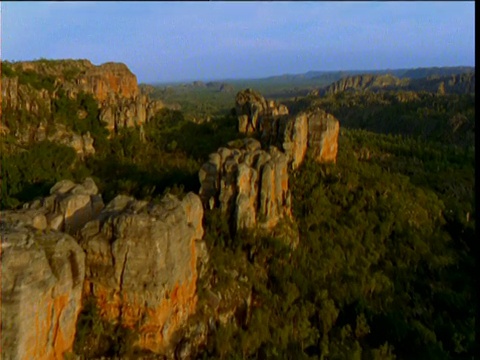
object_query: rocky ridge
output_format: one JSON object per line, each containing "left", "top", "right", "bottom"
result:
{"left": 235, "top": 89, "right": 340, "bottom": 168}
{"left": 313, "top": 72, "right": 475, "bottom": 96}
{"left": 197, "top": 89, "right": 340, "bottom": 244}
{"left": 1, "top": 59, "right": 164, "bottom": 152}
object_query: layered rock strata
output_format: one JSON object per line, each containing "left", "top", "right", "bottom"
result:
{"left": 1, "top": 217, "right": 86, "bottom": 360}
{"left": 79, "top": 192, "right": 204, "bottom": 353}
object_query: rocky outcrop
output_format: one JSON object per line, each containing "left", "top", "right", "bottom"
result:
{"left": 262, "top": 108, "right": 340, "bottom": 167}
{"left": 1, "top": 60, "right": 164, "bottom": 142}
{"left": 98, "top": 92, "right": 163, "bottom": 132}
{"left": 324, "top": 74, "right": 407, "bottom": 95}
{"left": 79, "top": 192, "right": 204, "bottom": 354}
{"left": 235, "top": 89, "right": 288, "bottom": 134}
{"left": 1, "top": 217, "right": 85, "bottom": 360}
{"left": 315, "top": 72, "right": 475, "bottom": 96}
{"left": 14, "top": 177, "right": 104, "bottom": 233}
{"left": 235, "top": 89, "right": 339, "bottom": 166}
{"left": 1, "top": 178, "right": 207, "bottom": 357}
{"left": 199, "top": 138, "right": 297, "bottom": 244}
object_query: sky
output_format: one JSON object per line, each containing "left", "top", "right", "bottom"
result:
{"left": 0, "top": 1, "right": 475, "bottom": 83}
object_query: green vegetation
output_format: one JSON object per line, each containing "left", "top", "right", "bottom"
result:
{"left": 286, "top": 91, "right": 475, "bottom": 147}
{"left": 194, "top": 128, "right": 474, "bottom": 359}
{"left": 1, "top": 141, "right": 87, "bottom": 209}
{"left": 1, "top": 64, "right": 474, "bottom": 359}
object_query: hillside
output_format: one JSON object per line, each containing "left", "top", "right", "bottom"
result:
{"left": 1, "top": 60, "right": 475, "bottom": 360}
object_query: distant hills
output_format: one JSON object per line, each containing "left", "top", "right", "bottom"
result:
{"left": 318, "top": 71, "right": 475, "bottom": 96}
{"left": 261, "top": 66, "right": 475, "bottom": 82}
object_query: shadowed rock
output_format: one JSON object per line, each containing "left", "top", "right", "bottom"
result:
{"left": 199, "top": 138, "right": 298, "bottom": 245}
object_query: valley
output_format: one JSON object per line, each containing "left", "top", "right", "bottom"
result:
{"left": 0, "top": 59, "right": 475, "bottom": 359}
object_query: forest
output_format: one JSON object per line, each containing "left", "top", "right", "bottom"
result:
{"left": 0, "top": 68, "right": 475, "bottom": 359}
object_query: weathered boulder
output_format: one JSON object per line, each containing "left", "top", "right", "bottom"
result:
{"left": 1, "top": 219, "right": 85, "bottom": 360}
{"left": 79, "top": 192, "right": 204, "bottom": 354}
{"left": 235, "top": 89, "right": 288, "bottom": 134}
{"left": 18, "top": 178, "right": 104, "bottom": 233}
{"left": 199, "top": 138, "right": 296, "bottom": 242}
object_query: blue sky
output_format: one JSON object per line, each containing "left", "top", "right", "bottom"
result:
{"left": 1, "top": 1, "right": 475, "bottom": 83}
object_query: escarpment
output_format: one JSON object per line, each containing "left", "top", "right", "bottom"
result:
{"left": 324, "top": 74, "right": 406, "bottom": 95}
{"left": 1, "top": 83, "right": 340, "bottom": 358}
{"left": 1, "top": 59, "right": 164, "bottom": 152}
{"left": 312, "top": 72, "right": 475, "bottom": 96}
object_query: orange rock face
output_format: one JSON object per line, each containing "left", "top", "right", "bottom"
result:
{"left": 79, "top": 62, "right": 139, "bottom": 103}
{"left": 1, "top": 222, "right": 85, "bottom": 360}
{"left": 307, "top": 109, "right": 340, "bottom": 164}
{"left": 2, "top": 60, "right": 163, "bottom": 140}
{"left": 79, "top": 192, "right": 204, "bottom": 354}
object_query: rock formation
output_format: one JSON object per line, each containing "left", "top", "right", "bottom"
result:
{"left": 323, "top": 74, "right": 406, "bottom": 95}
{"left": 262, "top": 108, "right": 340, "bottom": 167}
{"left": 1, "top": 215, "right": 86, "bottom": 360}
{"left": 1, "top": 59, "right": 164, "bottom": 152}
{"left": 235, "top": 89, "right": 288, "bottom": 134}
{"left": 312, "top": 72, "right": 475, "bottom": 97}
{"left": 199, "top": 138, "right": 297, "bottom": 244}
{"left": 0, "top": 178, "right": 207, "bottom": 357}
{"left": 79, "top": 192, "right": 204, "bottom": 354}
{"left": 12, "top": 177, "right": 105, "bottom": 234}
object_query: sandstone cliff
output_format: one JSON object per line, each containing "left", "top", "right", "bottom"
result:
{"left": 0, "top": 178, "right": 207, "bottom": 358}
{"left": 235, "top": 89, "right": 340, "bottom": 167}
{"left": 79, "top": 192, "right": 204, "bottom": 354}
{"left": 1, "top": 215, "right": 86, "bottom": 360}
{"left": 1, "top": 59, "right": 164, "bottom": 151}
